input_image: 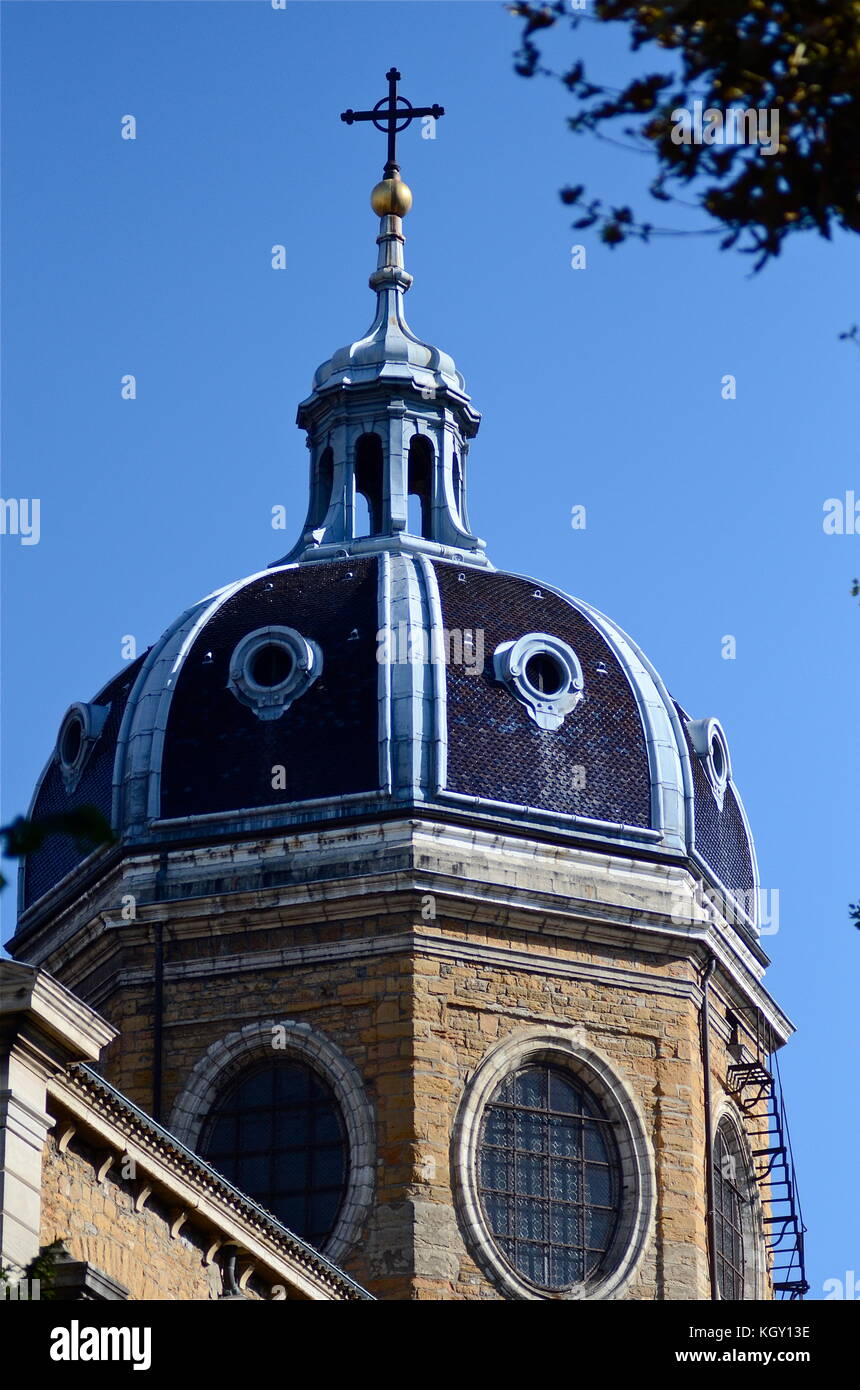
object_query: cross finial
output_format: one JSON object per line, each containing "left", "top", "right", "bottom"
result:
{"left": 341, "top": 67, "right": 445, "bottom": 178}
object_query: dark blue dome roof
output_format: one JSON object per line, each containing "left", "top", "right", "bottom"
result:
{"left": 20, "top": 554, "right": 757, "bottom": 935}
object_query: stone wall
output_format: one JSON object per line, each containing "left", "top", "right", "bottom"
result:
{"left": 86, "top": 911, "right": 760, "bottom": 1300}
{"left": 409, "top": 924, "right": 706, "bottom": 1300}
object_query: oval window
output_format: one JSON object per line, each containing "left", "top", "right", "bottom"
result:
{"left": 477, "top": 1064, "right": 622, "bottom": 1290}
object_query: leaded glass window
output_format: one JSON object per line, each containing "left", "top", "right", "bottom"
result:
{"left": 200, "top": 1061, "right": 347, "bottom": 1249}
{"left": 477, "top": 1064, "right": 622, "bottom": 1290}
{"left": 714, "top": 1121, "right": 746, "bottom": 1299}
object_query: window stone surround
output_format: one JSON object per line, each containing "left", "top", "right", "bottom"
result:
{"left": 712, "top": 1101, "right": 769, "bottom": 1300}
{"left": 451, "top": 1026, "right": 655, "bottom": 1301}
{"left": 167, "top": 1019, "right": 375, "bottom": 1265}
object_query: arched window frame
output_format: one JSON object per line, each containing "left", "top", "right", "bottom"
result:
{"left": 198, "top": 1055, "right": 348, "bottom": 1249}
{"left": 712, "top": 1107, "right": 767, "bottom": 1300}
{"left": 167, "top": 1020, "right": 375, "bottom": 1263}
{"left": 476, "top": 1062, "right": 623, "bottom": 1292}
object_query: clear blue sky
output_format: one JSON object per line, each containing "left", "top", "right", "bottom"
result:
{"left": 2, "top": 0, "right": 857, "bottom": 1299}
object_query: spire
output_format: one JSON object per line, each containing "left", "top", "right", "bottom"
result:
{"left": 276, "top": 70, "right": 489, "bottom": 569}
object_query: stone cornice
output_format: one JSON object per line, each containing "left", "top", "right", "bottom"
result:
{"left": 77, "top": 917, "right": 791, "bottom": 1048}
{"left": 91, "top": 927, "right": 702, "bottom": 1002}
{"left": 0, "top": 961, "right": 116, "bottom": 1072}
{"left": 11, "top": 802, "right": 763, "bottom": 954}
{"left": 50, "top": 1064, "right": 372, "bottom": 1302}
{"left": 10, "top": 819, "right": 791, "bottom": 1043}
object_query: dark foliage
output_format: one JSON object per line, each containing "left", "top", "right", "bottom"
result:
{"left": 510, "top": 1, "right": 860, "bottom": 269}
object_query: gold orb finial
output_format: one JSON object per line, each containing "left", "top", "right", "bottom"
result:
{"left": 371, "top": 176, "right": 413, "bottom": 218}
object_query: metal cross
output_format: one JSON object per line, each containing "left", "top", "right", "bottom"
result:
{"left": 341, "top": 68, "right": 444, "bottom": 178}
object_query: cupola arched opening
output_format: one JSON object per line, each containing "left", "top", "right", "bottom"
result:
{"left": 452, "top": 448, "right": 463, "bottom": 526}
{"left": 407, "top": 434, "right": 433, "bottom": 540}
{"left": 354, "top": 432, "right": 383, "bottom": 537}
{"left": 309, "top": 445, "right": 334, "bottom": 531}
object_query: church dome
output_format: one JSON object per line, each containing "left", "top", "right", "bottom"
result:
{"left": 17, "top": 154, "right": 759, "bottom": 943}
{"left": 20, "top": 552, "right": 758, "bottom": 935}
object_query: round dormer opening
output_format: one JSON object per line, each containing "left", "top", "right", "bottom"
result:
{"left": 523, "top": 651, "right": 566, "bottom": 698}
{"left": 493, "top": 633, "right": 585, "bottom": 733}
{"left": 228, "top": 626, "right": 322, "bottom": 722}
{"left": 686, "top": 716, "right": 732, "bottom": 809}
{"left": 58, "top": 713, "right": 85, "bottom": 771}
{"left": 711, "top": 731, "right": 726, "bottom": 784}
{"left": 248, "top": 642, "right": 296, "bottom": 690}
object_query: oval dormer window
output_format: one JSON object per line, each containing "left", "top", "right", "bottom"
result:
{"left": 56, "top": 701, "right": 111, "bottom": 792}
{"left": 228, "top": 626, "right": 322, "bottom": 722}
{"left": 687, "top": 717, "right": 731, "bottom": 809}
{"left": 59, "top": 714, "right": 85, "bottom": 770}
{"left": 493, "top": 634, "right": 585, "bottom": 731}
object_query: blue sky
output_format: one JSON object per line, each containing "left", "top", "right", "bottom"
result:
{"left": 2, "top": 0, "right": 858, "bottom": 1298}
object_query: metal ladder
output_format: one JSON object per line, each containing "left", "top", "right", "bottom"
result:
{"left": 727, "top": 1051, "right": 808, "bottom": 1299}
